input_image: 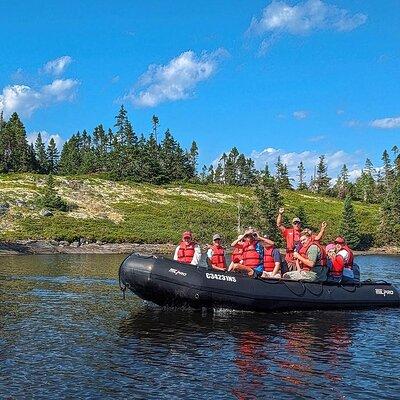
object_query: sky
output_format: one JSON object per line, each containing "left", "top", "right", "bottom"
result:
{"left": 0, "top": 0, "right": 399, "bottom": 182}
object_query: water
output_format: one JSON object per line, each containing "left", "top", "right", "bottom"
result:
{"left": 1, "top": 254, "right": 400, "bottom": 399}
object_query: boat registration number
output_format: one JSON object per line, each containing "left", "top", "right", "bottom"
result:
{"left": 206, "top": 273, "right": 237, "bottom": 283}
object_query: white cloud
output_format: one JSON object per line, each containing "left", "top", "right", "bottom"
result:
{"left": 27, "top": 131, "right": 64, "bottom": 149}
{"left": 0, "top": 79, "right": 79, "bottom": 117}
{"left": 293, "top": 110, "right": 308, "bottom": 119}
{"left": 370, "top": 116, "right": 400, "bottom": 129}
{"left": 42, "top": 56, "right": 73, "bottom": 76}
{"left": 336, "top": 109, "right": 345, "bottom": 115}
{"left": 248, "top": 0, "right": 367, "bottom": 36}
{"left": 249, "top": 147, "right": 363, "bottom": 183}
{"left": 124, "top": 49, "right": 228, "bottom": 107}
{"left": 345, "top": 119, "right": 363, "bottom": 128}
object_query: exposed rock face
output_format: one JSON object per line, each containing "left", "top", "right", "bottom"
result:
{"left": 0, "top": 203, "right": 10, "bottom": 215}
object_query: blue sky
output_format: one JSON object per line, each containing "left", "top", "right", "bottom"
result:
{"left": 1, "top": 0, "right": 399, "bottom": 181}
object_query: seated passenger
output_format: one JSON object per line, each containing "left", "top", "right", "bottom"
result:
{"left": 329, "top": 237, "right": 357, "bottom": 284}
{"left": 228, "top": 234, "right": 245, "bottom": 271}
{"left": 283, "top": 230, "right": 328, "bottom": 282}
{"left": 325, "top": 243, "right": 336, "bottom": 277}
{"left": 259, "top": 236, "right": 282, "bottom": 279}
{"left": 173, "top": 231, "right": 201, "bottom": 266}
{"left": 234, "top": 229, "right": 264, "bottom": 278}
{"left": 207, "top": 234, "right": 227, "bottom": 271}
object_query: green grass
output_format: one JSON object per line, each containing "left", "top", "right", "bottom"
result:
{"left": 0, "top": 173, "right": 381, "bottom": 246}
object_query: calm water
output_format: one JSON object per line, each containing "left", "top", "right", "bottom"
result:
{"left": 1, "top": 254, "right": 400, "bottom": 399}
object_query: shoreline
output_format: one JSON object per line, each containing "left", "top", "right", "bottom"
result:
{"left": 0, "top": 240, "right": 399, "bottom": 256}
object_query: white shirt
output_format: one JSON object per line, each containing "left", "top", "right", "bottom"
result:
{"left": 173, "top": 244, "right": 202, "bottom": 266}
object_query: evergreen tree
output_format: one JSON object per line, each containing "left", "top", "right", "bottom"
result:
{"left": 46, "top": 138, "right": 59, "bottom": 174}
{"left": 340, "top": 195, "right": 360, "bottom": 249}
{"left": 37, "top": 174, "right": 68, "bottom": 211}
{"left": 275, "top": 156, "right": 292, "bottom": 189}
{"left": 35, "top": 132, "right": 49, "bottom": 173}
{"left": 295, "top": 205, "right": 309, "bottom": 229}
{"left": 381, "top": 149, "right": 394, "bottom": 190}
{"left": 313, "top": 155, "right": 330, "bottom": 194}
{"left": 334, "top": 164, "right": 351, "bottom": 199}
{"left": 354, "top": 159, "right": 376, "bottom": 203}
{"left": 152, "top": 115, "right": 159, "bottom": 143}
{"left": 297, "top": 161, "right": 307, "bottom": 190}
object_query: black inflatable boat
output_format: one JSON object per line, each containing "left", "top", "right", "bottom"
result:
{"left": 119, "top": 253, "right": 400, "bottom": 311}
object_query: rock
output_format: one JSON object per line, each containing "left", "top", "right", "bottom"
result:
{"left": 40, "top": 209, "right": 53, "bottom": 217}
{"left": 96, "top": 240, "right": 104, "bottom": 245}
{"left": 59, "top": 241, "right": 69, "bottom": 246}
{"left": 49, "top": 240, "right": 59, "bottom": 246}
{"left": 15, "top": 199, "right": 27, "bottom": 207}
{"left": 70, "top": 241, "right": 80, "bottom": 247}
{"left": 0, "top": 203, "right": 10, "bottom": 215}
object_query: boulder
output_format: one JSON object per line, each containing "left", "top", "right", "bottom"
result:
{"left": 40, "top": 209, "right": 53, "bottom": 217}
{"left": 59, "top": 241, "right": 69, "bottom": 246}
{"left": 0, "top": 203, "right": 10, "bottom": 215}
{"left": 70, "top": 241, "right": 80, "bottom": 247}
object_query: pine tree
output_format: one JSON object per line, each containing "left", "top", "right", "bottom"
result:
{"left": 334, "top": 164, "right": 351, "bottom": 199}
{"left": 295, "top": 205, "right": 309, "bottom": 228}
{"left": 35, "top": 132, "right": 49, "bottom": 173}
{"left": 152, "top": 115, "right": 159, "bottom": 143}
{"left": 313, "top": 155, "right": 330, "bottom": 194}
{"left": 381, "top": 149, "right": 394, "bottom": 190}
{"left": 340, "top": 195, "right": 360, "bottom": 249}
{"left": 46, "top": 138, "right": 59, "bottom": 174}
{"left": 37, "top": 174, "right": 68, "bottom": 211}
{"left": 297, "top": 161, "right": 307, "bottom": 190}
{"left": 275, "top": 156, "right": 292, "bottom": 189}
{"left": 354, "top": 159, "right": 376, "bottom": 203}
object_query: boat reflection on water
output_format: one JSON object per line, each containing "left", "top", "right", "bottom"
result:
{"left": 119, "top": 307, "right": 357, "bottom": 399}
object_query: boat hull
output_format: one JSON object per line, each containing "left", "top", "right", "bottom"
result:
{"left": 119, "top": 253, "right": 400, "bottom": 311}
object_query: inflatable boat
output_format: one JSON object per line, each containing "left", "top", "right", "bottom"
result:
{"left": 119, "top": 253, "right": 400, "bottom": 311}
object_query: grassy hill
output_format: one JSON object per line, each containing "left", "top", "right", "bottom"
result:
{"left": 0, "top": 173, "right": 380, "bottom": 246}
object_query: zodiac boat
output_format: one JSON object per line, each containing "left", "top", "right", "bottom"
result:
{"left": 119, "top": 253, "right": 400, "bottom": 311}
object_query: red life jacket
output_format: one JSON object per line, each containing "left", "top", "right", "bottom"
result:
{"left": 263, "top": 247, "right": 276, "bottom": 272}
{"left": 284, "top": 228, "right": 301, "bottom": 252}
{"left": 232, "top": 243, "right": 244, "bottom": 263}
{"left": 342, "top": 245, "right": 354, "bottom": 268}
{"left": 242, "top": 241, "right": 261, "bottom": 267}
{"left": 211, "top": 244, "right": 226, "bottom": 269}
{"left": 298, "top": 240, "right": 327, "bottom": 271}
{"left": 177, "top": 241, "right": 196, "bottom": 264}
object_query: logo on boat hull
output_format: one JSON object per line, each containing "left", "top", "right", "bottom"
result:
{"left": 206, "top": 273, "right": 237, "bottom": 283}
{"left": 375, "top": 288, "right": 394, "bottom": 296}
{"left": 168, "top": 268, "right": 187, "bottom": 277}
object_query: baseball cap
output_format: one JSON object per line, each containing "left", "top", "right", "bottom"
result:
{"left": 292, "top": 217, "right": 301, "bottom": 224}
{"left": 326, "top": 243, "right": 336, "bottom": 252}
{"left": 334, "top": 236, "right": 346, "bottom": 244}
{"left": 182, "top": 231, "right": 192, "bottom": 239}
{"left": 212, "top": 234, "right": 221, "bottom": 241}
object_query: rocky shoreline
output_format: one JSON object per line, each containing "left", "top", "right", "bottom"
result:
{"left": 0, "top": 239, "right": 399, "bottom": 256}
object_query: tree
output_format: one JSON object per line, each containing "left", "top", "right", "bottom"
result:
{"left": 46, "top": 138, "right": 59, "bottom": 174}
{"left": 340, "top": 195, "right": 360, "bottom": 249}
{"left": 295, "top": 205, "right": 309, "bottom": 229}
{"left": 354, "top": 159, "right": 376, "bottom": 203}
{"left": 312, "top": 155, "right": 330, "bottom": 194}
{"left": 334, "top": 164, "right": 351, "bottom": 199}
{"left": 152, "top": 115, "right": 159, "bottom": 143}
{"left": 381, "top": 149, "right": 394, "bottom": 190}
{"left": 297, "top": 161, "right": 307, "bottom": 190}
{"left": 35, "top": 132, "right": 48, "bottom": 173}
{"left": 275, "top": 156, "right": 292, "bottom": 189}
{"left": 37, "top": 174, "right": 68, "bottom": 211}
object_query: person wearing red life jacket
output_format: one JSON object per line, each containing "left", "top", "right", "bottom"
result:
{"left": 284, "top": 230, "right": 327, "bottom": 281}
{"left": 228, "top": 234, "right": 245, "bottom": 272}
{"left": 173, "top": 231, "right": 201, "bottom": 266}
{"left": 328, "top": 236, "right": 356, "bottom": 284}
{"left": 276, "top": 207, "right": 302, "bottom": 268}
{"left": 235, "top": 229, "right": 264, "bottom": 277}
{"left": 206, "top": 234, "right": 227, "bottom": 271}
{"left": 259, "top": 236, "right": 282, "bottom": 279}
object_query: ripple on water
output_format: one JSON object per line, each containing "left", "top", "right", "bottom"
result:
{"left": 1, "top": 254, "right": 400, "bottom": 399}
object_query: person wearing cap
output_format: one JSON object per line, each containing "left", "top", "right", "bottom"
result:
{"left": 284, "top": 230, "right": 328, "bottom": 281}
{"left": 329, "top": 237, "right": 357, "bottom": 283}
{"left": 240, "top": 228, "right": 264, "bottom": 278}
{"left": 228, "top": 234, "right": 245, "bottom": 271}
{"left": 207, "top": 234, "right": 227, "bottom": 271}
{"left": 276, "top": 207, "right": 302, "bottom": 268}
{"left": 174, "top": 231, "right": 201, "bottom": 266}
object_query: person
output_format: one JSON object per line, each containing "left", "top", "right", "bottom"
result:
{"left": 228, "top": 234, "right": 245, "bottom": 271}
{"left": 325, "top": 243, "right": 336, "bottom": 277}
{"left": 173, "top": 231, "right": 201, "bottom": 266}
{"left": 259, "top": 236, "right": 282, "bottom": 279}
{"left": 283, "top": 230, "right": 327, "bottom": 281}
{"left": 207, "top": 234, "right": 227, "bottom": 271}
{"left": 328, "top": 237, "right": 358, "bottom": 284}
{"left": 237, "top": 228, "right": 264, "bottom": 277}
{"left": 276, "top": 207, "right": 302, "bottom": 268}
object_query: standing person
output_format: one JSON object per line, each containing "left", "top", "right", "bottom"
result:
{"left": 207, "top": 234, "right": 227, "bottom": 271}
{"left": 284, "top": 230, "right": 328, "bottom": 281}
{"left": 241, "top": 229, "right": 264, "bottom": 278}
{"left": 228, "top": 234, "right": 245, "bottom": 271}
{"left": 328, "top": 237, "right": 357, "bottom": 284}
{"left": 174, "top": 231, "right": 201, "bottom": 266}
{"left": 276, "top": 207, "right": 302, "bottom": 268}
